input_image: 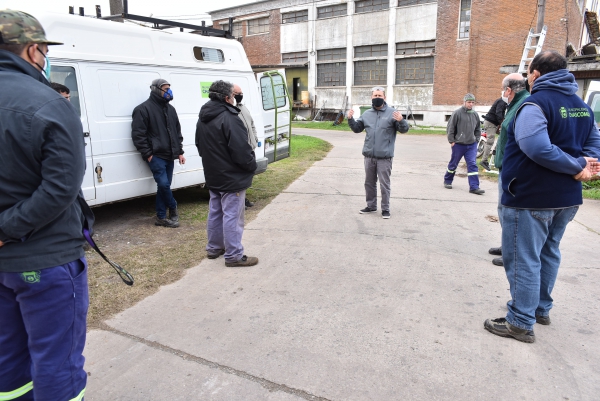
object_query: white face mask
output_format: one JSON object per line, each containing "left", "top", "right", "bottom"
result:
{"left": 501, "top": 90, "right": 509, "bottom": 104}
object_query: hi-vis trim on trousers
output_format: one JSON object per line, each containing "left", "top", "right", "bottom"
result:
{"left": 0, "top": 381, "right": 32, "bottom": 400}
{"left": 467, "top": 171, "right": 479, "bottom": 175}
{"left": 0, "top": 384, "right": 84, "bottom": 401}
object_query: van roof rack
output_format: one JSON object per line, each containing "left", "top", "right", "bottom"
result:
{"left": 90, "top": 0, "right": 233, "bottom": 38}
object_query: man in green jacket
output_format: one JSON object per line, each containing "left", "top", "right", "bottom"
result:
{"left": 488, "top": 73, "right": 529, "bottom": 266}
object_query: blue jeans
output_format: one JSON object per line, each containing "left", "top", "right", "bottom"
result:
{"left": 206, "top": 190, "right": 246, "bottom": 263}
{"left": 148, "top": 156, "right": 177, "bottom": 219}
{"left": 0, "top": 258, "right": 88, "bottom": 401}
{"left": 443, "top": 143, "right": 480, "bottom": 190}
{"left": 502, "top": 206, "right": 579, "bottom": 330}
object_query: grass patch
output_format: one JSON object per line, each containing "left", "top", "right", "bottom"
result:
{"left": 292, "top": 121, "right": 445, "bottom": 135}
{"left": 86, "top": 135, "right": 332, "bottom": 328}
{"left": 583, "top": 176, "right": 600, "bottom": 200}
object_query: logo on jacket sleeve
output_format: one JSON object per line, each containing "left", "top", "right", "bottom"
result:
{"left": 20, "top": 271, "right": 41, "bottom": 284}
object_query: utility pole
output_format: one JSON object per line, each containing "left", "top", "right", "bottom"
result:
{"left": 109, "top": 0, "right": 124, "bottom": 22}
{"left": 536, "top": 0, "right": 546, "bottom": 34}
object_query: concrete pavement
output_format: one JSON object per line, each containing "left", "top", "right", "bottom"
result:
{"left": 85, "top": 128, "right": 600, "bottom": 401}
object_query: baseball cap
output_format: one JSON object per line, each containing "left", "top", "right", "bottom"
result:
{"left": 0, "top": 10, "right": 63, "bottom": 46}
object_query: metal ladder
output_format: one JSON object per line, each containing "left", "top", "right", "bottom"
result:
{"left": 518, "top": 25, "right": 548, "bottom": 74}
{"left": 263, "top": 71, "right": 292, "bottom": 162}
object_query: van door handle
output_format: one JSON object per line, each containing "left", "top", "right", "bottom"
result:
{"left": 83, "top": 132, "right": 90, "bottom": 137}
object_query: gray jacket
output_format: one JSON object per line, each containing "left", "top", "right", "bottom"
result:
{"left": 348, "top": 103, "right": 409, "bottom": 158}
{"left": 447, "top": 106, "right": 481, "bottom": 145}
{"left": 238, "top": 103, "right": 258, "bottom": 150}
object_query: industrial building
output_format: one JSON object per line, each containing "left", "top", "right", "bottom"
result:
{"left": 209, "top": 0, "right": 590, "bottom": 125}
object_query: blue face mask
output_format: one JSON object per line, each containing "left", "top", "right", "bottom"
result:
{"left": 36, "top": 46, "right": 51, "bottom": 80}
{"left": 162, "top": 88, "right": 173, "bottom": 101}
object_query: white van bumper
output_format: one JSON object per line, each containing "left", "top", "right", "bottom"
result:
{"left": 256, "top": 157, "right": 268, "bottom": 175}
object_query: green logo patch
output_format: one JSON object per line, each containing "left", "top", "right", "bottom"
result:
{"left": 560, "top": 107, "right": 567, "bottom": 119}
{"left": 20, "top": 271, "right": 41, "bottom": 284}
{"left": 200, "top": 82, "right": 212, "bottom": 98}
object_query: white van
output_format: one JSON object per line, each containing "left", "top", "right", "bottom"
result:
{"left": 584, "top": 80, "right": 600, "bottom": 127}
{"left": 38, "top": 12, "right": 290, "bottom": 206}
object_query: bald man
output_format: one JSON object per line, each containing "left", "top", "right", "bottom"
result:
{"left": 487, "top": 73, "right": 530, "bottom": 267}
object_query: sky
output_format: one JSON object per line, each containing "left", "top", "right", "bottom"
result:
{"left": 0, "top": 0, "right": 257, "bottom": 25}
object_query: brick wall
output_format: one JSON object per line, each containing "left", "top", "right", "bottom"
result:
{"left": 433, "top": 0, "right": 584, "bottom": 106}
{"left": 214, "top": 10, "right": 281, "bottom": 67}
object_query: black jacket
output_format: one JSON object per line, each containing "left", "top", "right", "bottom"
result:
{"left": 195, "top": 100, "right": 257, "bottom": 192}
{"left": 483, "top": 97, "right": 507, "bottom": 126}
{"left": 131, "top": 93, "right": 184, "bottom": 161}
{"left": 0, "top": 50, "right": 86, "bottom": 272}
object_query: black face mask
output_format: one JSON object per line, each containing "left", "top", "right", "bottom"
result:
{"left": 234, "top": 94, "right": 243, "bottom": 104}
{"left": 372, "top": 98, "right": 384, "bottom": 108}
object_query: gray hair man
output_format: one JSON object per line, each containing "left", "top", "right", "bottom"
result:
{"left": 195, "top": 80, "right": 259, "bottom": 267}
{"left": 347, "top": 86, "right": 409, "bottom": 219}
{"left": 487, "top": 73, "right": 529, "bottom": 267}
{"left": 484, "top": 51, "right": 600, "bottom": 343}
{"left": 232, "top": 83, "right": 258, "bottom": 208}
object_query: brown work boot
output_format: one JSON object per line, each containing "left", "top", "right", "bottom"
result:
{"left": 225, "top": 255, "right": 258, "bottom": 267}
{"left": 484, "top": 317, "right": 535, "bottom": 343}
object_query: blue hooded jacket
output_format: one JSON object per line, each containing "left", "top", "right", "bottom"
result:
{"left": 501, "top": 69, "right": 600, "bottom": 209}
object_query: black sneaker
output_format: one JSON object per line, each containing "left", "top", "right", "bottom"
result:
{"left": 155, "top": 216, "right": 179, "bottom": 228}
{"left": 536, "top": 315, "right": 551, "bottom": 325}
{"left": 359, "top": 207, "right": 377, "bottom": 214}
{"left": 444, "top": 183, "right": 452, "bottom": 189}
{"left": 469, "top": 188, "right": 485, "bottom": 195}
{"left": 492, "top": 257, "right": 503, "bottom": 266}
{"left": 480, "top": 160, "right": 491, "bottom": 171}
{"left": 168, "top": 207, "right": 179, "bottom": 222}
{"left": 489, "top": 247, "right": 502, "bottom": 256}
{"left": 484, "top": 317, "right": 535, "bottom": 343}
{"left": 207, "top": 249, "right": 225, "bottom": 259}
{"left": 382, "top": 210, "right": 390, "bottom": 219}
{"left": 225, "top": 255, "right": 259, "bottom": 267}
{"left": 245, "top": 198, "right": 254, "bottom": 207}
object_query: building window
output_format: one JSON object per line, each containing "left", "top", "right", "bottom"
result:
{"left": 354, "top": 59, "right": 387, "bottom": 85}
{"left": 355, "top": 0, "right": 389, "bottom": 14}
{"left": 317, "top": 62, "right": 347, "bottom": 87}
{"left": 317, "top": 4, "right": 347, "bottom": 19}
{"left": 193, "top": 47, "right": 225, "bottom": 63}
{"left": 248, "top": 17, "right": 269, "bottom": 35}
{"left": 222, "top": 22, "right": 242, "bottom": 38}
{"left": 282, "top": 10, "right": 308, "bottom": 23}
{"left": 459, "top": 0, "right": 471, "bottom": 39}
{"left": 317, "top": 48, "right": 346, "bottom": 61}
{"left": 355, "top": 44, "right": 388, "bottom": 58}
{"left": 282, "top": 51, "right": 308, "bottom": 63}
{"left": 395, "top": 40, "right": 435, "bottom": 55}
{"left": 395, "top": 56, "right": 434, "bottom": 84}
{"left": 398, "top": 0, "right": 436, "bottom": 6}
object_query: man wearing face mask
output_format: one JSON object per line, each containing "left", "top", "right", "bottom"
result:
{"left": 480, "top": 96, "right": 507, "bottom": 170}
{"left": 132, "top": 78, "right": 185, "bottom": 228}
{"left": 347, "top": 87, "right": 409, "bottom": 219}
{"left": 484, "top": 51, "right": 600, "bottom": 343}
{"left": 0, "top": 10, "right": 90, "bottom": 401}
{"left": 195, "top": 80, "right": 258, "bottom": 267}
{"left": 233, "top": 83, "right": 258, "bottom": 209}
{"left": 444, "top": 93, "right": 485, "bottom": 194}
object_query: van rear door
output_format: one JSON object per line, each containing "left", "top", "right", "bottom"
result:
{"left": 259, "top": 70, "right": 291, "bottom": 162}
{"left": 50, "top": 64, "right": 96, "bottom": 201}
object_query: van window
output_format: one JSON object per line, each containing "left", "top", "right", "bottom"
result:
{"left": 50, "top": 66, "right": 81, "bottom": 116}
{"left": 260, "top": 75, "right": 287, "bottom": 111}
{"left": 193, "top": 47, "right": 224, "bottom": 63}
{"left": 588, "top": 91, "right": 600, "bottom": 126}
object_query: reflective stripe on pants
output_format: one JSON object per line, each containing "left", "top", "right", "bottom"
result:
{"left": 0, "top": 381, "right": 32, "bottom": 400}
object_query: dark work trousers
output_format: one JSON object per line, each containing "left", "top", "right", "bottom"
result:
{"left": 0, "top": 258, "right": 88, "bottom": 401}
{"left": 148, "top": 156, "right": 177, "bottom": 219}
{"left": 206, "top": 189, "right": 246, "bottom": 263}
{"left": 444, "top": 143, "right": 480, "bottom": 190}
{"left": 364, "top": 156, "right": 393, "bottom": 212}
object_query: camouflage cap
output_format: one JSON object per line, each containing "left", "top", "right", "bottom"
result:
{"left": 0, "top": 10, "right": 63, "bottom": 46}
